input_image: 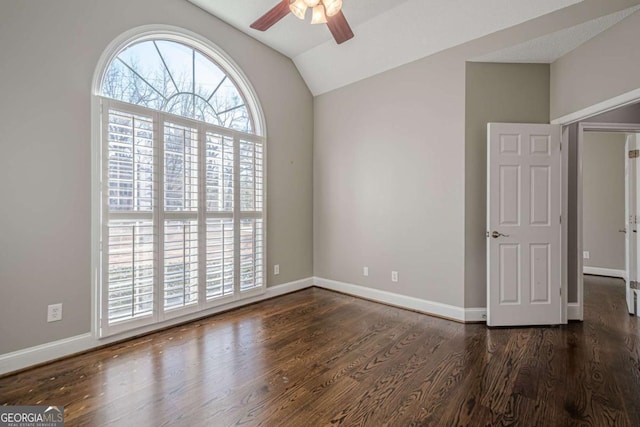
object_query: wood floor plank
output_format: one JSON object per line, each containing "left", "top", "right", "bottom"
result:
{"left": 1, "top": 277, "right": 640, "bottom": 426}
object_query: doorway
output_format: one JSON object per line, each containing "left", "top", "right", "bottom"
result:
{"left": 580, "top": 131, "right": 627, "bottom": 310}
{"left": 576, "top": 124, "right": 640, "bottom": 317}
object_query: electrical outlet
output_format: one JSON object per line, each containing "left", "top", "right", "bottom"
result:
{"left": 583, "top": 251, "right": 590, "bottom": 260}
{"left": 47, "top": 303, "right": 63, "bottom": 323}
{"left": 391, "top": 271, "right": 399, "bottom": 282}
{"left": 274, "top": 264, "right": 280, "bottom": 275}
{"left": 363, "top": 266, "right": 369, "bottom": 277}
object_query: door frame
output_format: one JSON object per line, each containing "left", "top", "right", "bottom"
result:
{"left": 625, "top": 133, "right": 637, "bottom": 314}
{"left": 576, "top": 122, "right": 640, "bottom": 320}
{"left": 551, "top": 88, "right": 640, "bottom": 321}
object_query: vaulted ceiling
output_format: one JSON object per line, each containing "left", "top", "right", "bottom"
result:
{"left": 187, "top": 0, "right": 639, "bottom": 95}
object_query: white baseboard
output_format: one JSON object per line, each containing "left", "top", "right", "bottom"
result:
{"left": 568, "top": 303, "right": 583, "bottom": 321}
{"left": 265, "top": 276, "right": 314, "bottom": 297}
{"left": 583, "top": 267, "right": 625, "bottom": 279}
{"left": 0, "top": 277, "right": 314, "bottom": 376}
{"left": 0, "top": 277, "right": 493, "bottom": 375}
{"left": 313, "top": 277, "right": 484, "bottom": 323}
{"left": 0, "top": 333, "right": 95, "bottom": 377}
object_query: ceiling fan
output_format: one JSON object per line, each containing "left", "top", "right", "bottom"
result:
{"left": 250, "top": 0, "right": 354, "bottom": 45}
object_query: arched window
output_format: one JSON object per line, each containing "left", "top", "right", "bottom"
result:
{"left": 94, "top": 28, "right": 266, "bottom": 337}
{"left": 102, "top": 39, "right": 253, "bottom": 133}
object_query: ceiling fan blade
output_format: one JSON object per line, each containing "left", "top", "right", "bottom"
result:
{"left": 250, "top": 0, "right": 291, "bottom": 31}
{"left": 326, "top": 10, "right": 354, "bottom": 44}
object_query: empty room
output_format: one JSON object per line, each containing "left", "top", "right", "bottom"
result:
{"left": 1, "top": 0, "right": 640, "bottom": 425}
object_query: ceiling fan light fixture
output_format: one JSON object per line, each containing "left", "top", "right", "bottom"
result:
{"left": 289, "top": 0, "right": 308, "bottom": 20}
{"left": 322, "top": 0, "right": 342, "bottom": 17}
{"left": 311, "top": 5, "right": 327, "bottom": 24}
{"left": 252, "top": 0, "right": 353, "bottom": 44}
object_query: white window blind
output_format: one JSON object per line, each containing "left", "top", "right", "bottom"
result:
{"left": 205, "top": 132, "right": 235, "bottom": 300}
{"left": 105, "top": 109, "right": 155, "bottom": 325}
{"left": 101, "top": 99, "right": 265, "bottom": 336}
{"left": 239, "top": 138, "right": 264, "bottom": 293}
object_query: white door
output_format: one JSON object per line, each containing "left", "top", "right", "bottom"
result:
{"left": 487, "top": 123, "right": 562, "bottom": 326}
{"left": 627, "top": 134, "right": 639, "bottom": 314}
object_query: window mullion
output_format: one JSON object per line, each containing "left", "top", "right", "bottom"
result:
{"left": 233, "top": 134, "right": 241, "bottom": 297}
{"left": 198, "top": 124, "right": 207, "bottom": 307}
{"left": 156, "top": 113, "right": 165, "bottom": 321}
{"left": 132, "top": 117, "right": 137, "bottom": 212}
{"left": 192, "top": 49, "right": 196, "bottom": 119}
{"left": 131, "top": 224, "right": 136, "bottom": 319}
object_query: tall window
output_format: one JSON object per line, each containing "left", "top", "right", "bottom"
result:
{"left": 98, "top": 36, "right": 265, "bottom": 336}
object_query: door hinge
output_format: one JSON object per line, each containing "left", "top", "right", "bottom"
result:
{"left": 560, "top": 287, "right": 562, "bottom": 296}
{"left": 629, "top": 150, "right": 639, "bottom": 158}
{"left": 560, "top": 215, "right": 562, "bottom": 224}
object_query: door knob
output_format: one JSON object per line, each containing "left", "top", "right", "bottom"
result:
{"left": 491, "top": 231, "right": 510, "bottom": 239}
{"left": 619, "top": 228, "right": 627, "bottom": 233}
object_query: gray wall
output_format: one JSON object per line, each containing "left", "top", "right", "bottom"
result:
{"left": 313, "top": 0, "right": 637, "bottom": 311}
{"left": 551, "top": 10, "right": 640, "bottom": 119}
{"left": 314, "top": 48, "right": 467, "bottom": 307}
{"left": 464, "top": 63, "right": 550, "bottom": 308}
{"left": 0, "top": 0, "right": 313, "bottom": 355}
{"left": 582, "top": 132, "right": 626, "bottom": 271}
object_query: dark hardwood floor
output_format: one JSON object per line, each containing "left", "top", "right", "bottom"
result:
{"left": 1, "top": 276, "right": 639, "bottom": 426}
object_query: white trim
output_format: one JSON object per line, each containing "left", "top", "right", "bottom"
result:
{"left": 561, "top": 126, "right": 569, "bottom": 324}
{"left": 0, "top": 278, "right": 313, "bottom": 376}
{"left": 0, "top": 334, "right": 94, "bottom": 378}
{"left": 577, "top": 124, "right": 584, "bottom": 323}
{"left": 313, "top": 277, "right": 481, "bottom": 323}
{"left": 551, "top": 88, "right": 640, "bottom": 125}
{"left": 583, "top": 267, "right": 626, "bottom": 279}
{"left": 568, "top": 303, "right": 583, "bottom": 321}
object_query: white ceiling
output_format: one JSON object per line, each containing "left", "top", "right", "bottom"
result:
{"left": 472, "top": 4, "right": 640, "bottom": 63}
{"left": 189, "top": 0, "right": 411, "bottom": 58}
{"left": 186, "top": 0, "right": 618, "bottom": 95}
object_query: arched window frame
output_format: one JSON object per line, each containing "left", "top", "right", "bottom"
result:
{"left": 91, "top": 25, "right": 267, "bottom": 338}
{"left": 93, "top": 26, "right": 266, "bottom": 136}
